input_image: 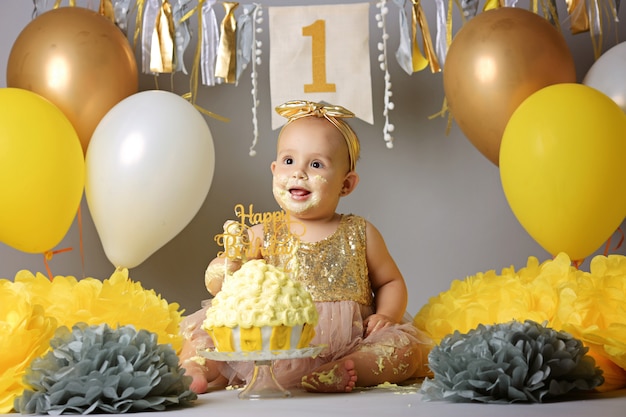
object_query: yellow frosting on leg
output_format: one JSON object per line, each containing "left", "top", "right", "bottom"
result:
{"left": 240, "top": 327, "right": 262, "bottom": 351}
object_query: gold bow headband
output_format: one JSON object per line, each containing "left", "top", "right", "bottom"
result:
{"left": 275, "top": 100, "right": 360, "bottom": 172}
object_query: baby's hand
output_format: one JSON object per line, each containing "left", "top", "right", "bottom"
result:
{"left": 363, "top": 313, "right": 394, "bottom": 337}
{"left": 204, "top": 258, "right": 242, "bottom": 295}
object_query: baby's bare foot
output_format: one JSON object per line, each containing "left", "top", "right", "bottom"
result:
{"left": 301, "top": 359, "right": 358, "bottom": 393}
{"left": 183, "top": 359, "right": 228, "bottom": 394}
{"left": 184, "top": 361, "right": 210, "bottom": 394}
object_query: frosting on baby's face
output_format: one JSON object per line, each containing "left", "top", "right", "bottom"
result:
{"left": 272, "top": 173, "right": 327, "bottom": 214}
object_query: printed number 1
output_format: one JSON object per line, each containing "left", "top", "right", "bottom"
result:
{"left": 302, "top": 20, "right": 336, "bottom": 93}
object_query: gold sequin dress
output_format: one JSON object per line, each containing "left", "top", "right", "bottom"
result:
{"left": 180, "top": 214, "right": 432, "bottom": 388}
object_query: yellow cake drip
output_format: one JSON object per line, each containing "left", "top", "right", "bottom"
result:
{"left": 297, "top": 323, "right": 316, "bottom": 349}
{"left": 239, "top": 327, "right": 263, "bottom": 351}
{"left": 209, "top": 327, "right": 234, "bottom": 352}
{"left": 270, "top": 325, "right": 291, "bottom": 350}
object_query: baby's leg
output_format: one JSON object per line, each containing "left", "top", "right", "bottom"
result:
{"left": 354, "top": 342, "right": 420, "bottom": 387}
{"left": 302, "top": 342, "right": 420, "bottom": 393}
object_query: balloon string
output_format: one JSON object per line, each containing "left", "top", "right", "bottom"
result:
{"left": 572, "top": 258, "right": 584, "bottom": 269}
{"left": 43, "top": 247, "right": 74, "bottom": 281}
{"left": 603, "top": 226, "right": 624, "bottom": 256}
{"left": 78, "top": 205, "right": 86, "bottom": 278}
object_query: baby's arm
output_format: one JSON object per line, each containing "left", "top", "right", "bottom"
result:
{"left": 204, "top": 222, "right": 264, "bottom": 296}
{"left": 363, "top": 221, "right": 409, "bottom": 336}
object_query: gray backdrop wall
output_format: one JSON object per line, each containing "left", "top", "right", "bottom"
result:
{"left": 1, "top": 0, "right": 625, "bottom": 316}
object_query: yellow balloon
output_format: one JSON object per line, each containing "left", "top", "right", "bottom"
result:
{"left": 500, "top": 83, "right": 626, "bottom": 261}
{"left": 0, "top": 88, "right": 85, "bottom": 253}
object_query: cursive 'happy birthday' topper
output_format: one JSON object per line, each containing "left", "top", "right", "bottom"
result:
{"left": 214, "top": 203, "right": 304, "bottom": 274}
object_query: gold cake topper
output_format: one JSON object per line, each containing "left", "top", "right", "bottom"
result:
{"left": 214, "top": 203, "right": 304, "bottom": 275}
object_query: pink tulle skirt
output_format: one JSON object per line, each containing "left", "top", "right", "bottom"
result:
{"left": 180, "top": 300, "right": 433, "bottom": 388}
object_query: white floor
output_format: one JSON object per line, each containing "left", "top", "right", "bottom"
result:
{"left": 169, "top": 384, "right": 626, "bottom": 417}
{"left": 3, "top": 383, "right": 626, "bottom": 416}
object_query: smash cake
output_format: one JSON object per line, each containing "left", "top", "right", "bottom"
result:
{"left": 202, "top": 259, "right": 318, "bottom": 353}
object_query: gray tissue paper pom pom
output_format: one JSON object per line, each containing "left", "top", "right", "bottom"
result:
{"left": 421, "top": 320, "right": 604, "bottom": 403}
{"left": 15, "top": 323, "right": 197, "bottom": 414}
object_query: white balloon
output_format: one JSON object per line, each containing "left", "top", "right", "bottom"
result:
{"left": 583, "top": 41, "right": 626, "bottom": 112}
{"left": 86, "top": 90, "right": 215, "bottom": 268}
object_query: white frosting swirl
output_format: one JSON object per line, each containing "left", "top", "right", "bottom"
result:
{"left": 203, "top": 259, "right": 318, "bottom": 328}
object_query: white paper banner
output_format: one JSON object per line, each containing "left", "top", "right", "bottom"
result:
{"left": 268, "top": 3, "right": 373, "bottom": 130}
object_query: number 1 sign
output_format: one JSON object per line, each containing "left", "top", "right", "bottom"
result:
{"left": 268, "top": 3, "right": 373, "bottom": 130}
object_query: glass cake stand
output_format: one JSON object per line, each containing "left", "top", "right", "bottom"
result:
{"left": 201, "top": 346, "right": 326, "bottom": 400}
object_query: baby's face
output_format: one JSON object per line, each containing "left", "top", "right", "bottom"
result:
{"left": 271, "top": 117, "right": 351, "bottom": 219}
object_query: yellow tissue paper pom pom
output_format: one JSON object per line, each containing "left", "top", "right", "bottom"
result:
{"left": 551, "top": 254, "right": 626, "bottom": 391}
{"left": 0, "top": 269, "right": 184, "bottom": 412}
{"left": 0, "top": 281, "right": 57, "bottom": 413}
{"left": 13, "top": 269, "right": 184, "bottom": 352}
{"left": 414, "top": 254, "right": 575, "bottom": 344}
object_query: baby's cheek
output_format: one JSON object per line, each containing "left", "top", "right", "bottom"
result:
{"left": 311, "top": 175, "right": 328, "bottom": 184}
{"left": 274, "top": 174, "right": 289, "bottom": 186}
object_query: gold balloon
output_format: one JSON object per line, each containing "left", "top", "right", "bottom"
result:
{"left": 443, "top": 7, "right": 576, "bottom": 166}
{"left": 6, "top": 6, "right": 138, "bottom": 154}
